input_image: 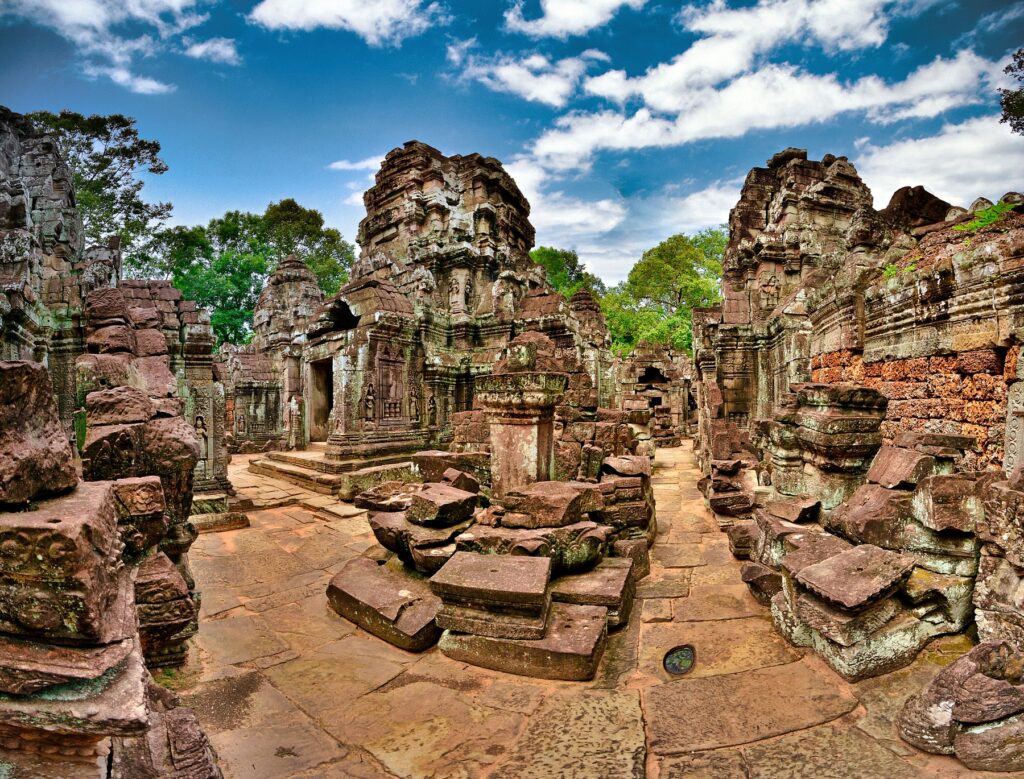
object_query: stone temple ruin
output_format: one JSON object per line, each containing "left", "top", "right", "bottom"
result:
{"left": 4, "top": 97, "right": 1024, "bottom": 776}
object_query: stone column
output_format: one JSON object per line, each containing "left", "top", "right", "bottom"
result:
{"left": 475, "top": 371, "right": 567, "bottom": 498}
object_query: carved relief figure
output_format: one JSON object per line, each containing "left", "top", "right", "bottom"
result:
{"left": 449, "top": 276, "right": 463, "bottom": 313}
{"left": 364, "top": 384, "right": 376, "bottom": 421}
{"left": 427, "top": 395, "right": 437, "bottom": 427}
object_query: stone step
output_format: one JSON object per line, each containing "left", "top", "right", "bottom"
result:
{"left": 247, "top": 458, "right": 347, "bottom": 495}
{"left": 264, "top": 449, "right": 415, "bottom": 474}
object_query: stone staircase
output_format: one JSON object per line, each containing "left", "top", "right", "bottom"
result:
{"left": 248, "top": 443, "right": 418, "bottom": 496}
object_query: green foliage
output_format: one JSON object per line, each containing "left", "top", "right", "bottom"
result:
{"left": 27, "top": 110, "right": 172, "bottom": 276}
{"left": 529, "top": 246, "right": 606, "bottom": 298}
{"left": 882, "top": 263, "right": 900, "bottom": 279}
{"left": 1000, "top": 48, "right": 1024, "bottom": 136}
{"left": 146, "top": 202, "right": 354, "bottom": 345}
{"left": 952, "top": 201, "right": 1016, "bottom": 233}
{"left": 602, "top": 226, "right": 726, "bottom": 355}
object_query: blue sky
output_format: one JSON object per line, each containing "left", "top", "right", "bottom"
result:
{"left": 1, "top": 0, "right": 1023, "bottom": 283}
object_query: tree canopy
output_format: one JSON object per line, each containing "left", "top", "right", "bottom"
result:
{"left": 530, "top": 246, "right": 607, "bottom": 298}
{"left": 27, "top": 110, "right": 172, "bottom": 274}
{"left": 148, "top": 201, "right": 355, "bottom": 345}
{"left": 1000, "top": 47, "right": 1024, "bottom": 136}
{"left": 601, "top": 226, "right": 726, "bottom": 355}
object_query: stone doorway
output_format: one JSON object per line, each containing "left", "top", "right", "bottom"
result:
{"left": 309, "top": 359, "right": 333, "bottom": 442}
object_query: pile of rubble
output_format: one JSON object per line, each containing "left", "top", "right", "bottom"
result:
{"left": 326, "top": 333, "right": 655, "bottom": 680}
{"left": 0, "top": 361, "right": 219, "bottom": 779}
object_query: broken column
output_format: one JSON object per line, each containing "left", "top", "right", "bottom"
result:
{"left": 474, "top": 332, "right": 568, "bottom": 498}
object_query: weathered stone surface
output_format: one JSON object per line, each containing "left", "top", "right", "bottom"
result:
{"left": 741, "top": 561, "right": 782, "bottom": 605}
{"left": 764, "top": 496, "right": 820, "bottom": 523}
{"left": 954, "top": 713, "right": 1024, "bottom": 772}
{"left": 502, "top": 481, "right": 584, "bottom": 528}
{"left": 825, "top": 483, "right": 912, "bottom": 549}
{"left": 455, "top": 521, "right": 610, "bottom": 574}
{"left": 911, "top": 474, "right": 982, "bottom": 533}
{"left": 727, "top": 522, "right": 758, "bottom": 559}
{"left": 809, "top": 610, "right": 937, "bottom": 681}
{"left": 326, "top": 557, "right": 441, "bottom": 651}
{"left": 779, "top": 531, "right": 853, "bottom": 576}
{"left": 601, "top": 456, "right": 651, "bottom": 479}
{"left": 405, "top": 482, "right": 477, "bottom": 527}
{"left": 368, "top": 510, "right": 471, "bottom": 574}
{"left": 441, "top": 467, "right": 480, "bottom": 494}
{"left": 437, "top": 599, "right": 550, "bottom": 640}
{"left": 644, "top": 658, "right": 858, "bottom": 752}
{"left": 430, "top": 551, "right": 551, "bottom": 609}
{"left": 412, "top": 451, "right": 491, "bottom": 485}
{"left": 612, "top": 538, "right": 650, "bottom": 580}
{"left": 86, "top": 385, "right": 155, "bottom": 425}
{"left": 550, "top": 559, "right": 635, "bottom": 627}
{"left": 0, "top": 633, "right": 134, "bottom": 695}
{"left": 795, "top": 545, "right": 915, "bottom": 610}
{"left": 0, "top": 361, "right": 77, "bottom": 505}
{"left": 438, "top": 602, "right": 608, "bottom": 681}
{"left": 795, "top": 591, "right": 899, "bottom": 647}
{"left": 867, "top": 445, "right": 935, "bottom": 488}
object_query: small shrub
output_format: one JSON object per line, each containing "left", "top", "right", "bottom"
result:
{"left": 953, "top": 201, "right": 1015, "bottom": 233}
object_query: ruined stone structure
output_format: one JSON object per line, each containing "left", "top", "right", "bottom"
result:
{"left": 694, "top": 147, "right": 1024, "bottom": 771}
{"left": 245, "top": 141, "right": 617, "bottom": 498}
{"left": 326, "top": 331, "right": 655, "bottom": 679}
{"left": 618, "top": 340, "right": 693, "bottom": 447}
{"left": 0, "top": 106, "right": 221, "bottom": 777}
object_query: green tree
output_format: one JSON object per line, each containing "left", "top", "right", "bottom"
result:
{"left": 27, "top": 110, "right": 171, "bottom": 276}
{"left": 603, "top": 227, "right": 726, "bottom": 355}
{"left": 155, "top": 211, "right": 271, "bottom": 345}
{"left": 1000, "top": 47, "right": 1024, "bottom": 136}
{"left": 529, "top": 246, "right": 607, "bottom": 298}
{"left": 262, "top": 198, "right": 354, "bottom": 296}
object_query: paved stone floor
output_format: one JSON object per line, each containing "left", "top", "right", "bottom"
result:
{"left": 175, "top": 443, "right": 1018, "bottom": 778}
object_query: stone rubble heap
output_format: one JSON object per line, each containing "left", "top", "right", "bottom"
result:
{"left": 694, "top": 146, "right": 1024, "bottom": 773}
{"left": 327, "top": 332, "right": 655, "bottom": 680}
{"left": 0, "top": 361, "right": 219, "bottom": 779}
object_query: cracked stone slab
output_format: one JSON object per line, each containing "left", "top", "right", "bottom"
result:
{"left": 490, "top": 690, "right": 645, "bottom": 778}
{"left": 796, "top": 544, "right": 916, "bottom": 611}
{"left": 643, "top": 657, "right": 858, "bottom": 753}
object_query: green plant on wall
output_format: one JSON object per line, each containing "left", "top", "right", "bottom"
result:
{"left": 953, "top": 201, "right": 1015, "bottom": 233}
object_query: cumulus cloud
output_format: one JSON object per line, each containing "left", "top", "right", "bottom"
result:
{"left": 184, "top": 37, "right": 241, "bottom": 65}
{"left": 535, "top": 50, "right": 1000, "bottom": 172}
{"left": 449, "top": 44, "right": 609, "bottom": 107}
{"left": 328, "top": 155, "right": 385, "bottom": 171}
{"left": 855, "top": 115, "right": 1024, "bottom": 209}
{"left": 0, "top": 0, "right": 213, "bottom": 92}
{"left": 504, "top": 0, "right": 646, "bottom": 39}
{"left": 248, "top": 0, "right": 446, "bottom": 46}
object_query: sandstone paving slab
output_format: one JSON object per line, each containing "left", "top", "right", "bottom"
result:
{"left": 593, "top": 607, "right": 642, "bottom": 690}
{"left": 489, "top": 690, "right": 645, "bottom": 779}
{"left": 643, "top": 656, "right": 859, "bottom": 753}
{"left": 636, "top": 568, "right": 691, "bottom": 599}
{"left": 639, "top": 616, "right": 801, "bottom": 681}
{"left": 318, "top": 679, "right": 526, "bottom": 778}
{"left": 262, "top": 633, "right": 412, "bottom": 717}
{"left": 651, "top": 543, "right": 705, "bottom": 568}
{"left": 657, "top": 751, "right": 748, "bottom": 778}
{"left": 641, "top": 598, "right": 673, "bottom": 622}
{"left": 690, "top": 562, "right": 746, "bottom": 587}
{"left": 672, "top": 583, "right": 764, "bottom": 621}
{"left": 262, "top": 592, "right": 355, "bottom": 653}
{"left": 740, "top": 722, "right": 920, "bottom": 779}
{"left": 196, "top": 614, "right": 291, "bottom": 668}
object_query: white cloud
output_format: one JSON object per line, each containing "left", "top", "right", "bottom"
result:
{"left": 184, "top": 37, "right": 241, "bottom": 65}
{"left": 535, "top": 50, "right": 1000, "bottom": 172}
{"left": 450, "top": 45, "right": 609, "bottom": 107}
{"left": 343, "top": 190, "right": 365, "bottom": 206}
{"left": 855, "top": 115, "right": 1024, "bottom": 209}
{"left": 0, "top": 0, "right": 213, "bottom": 92}
{"left": 248, "top": 0, "right": 446, "bottom": 47}
{"left": 328, "top": 155, "right": 385, "bottom": 171}
{"left": 504, "top": 0, "right": 646, "bottom": 39}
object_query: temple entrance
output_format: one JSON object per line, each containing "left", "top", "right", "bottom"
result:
{"left": 309, "top": 359, "right": 333, "bottom": 442}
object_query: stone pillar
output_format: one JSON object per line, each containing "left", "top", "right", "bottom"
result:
{"left": 474, "top": 332, "right": 568, "bottom": 498}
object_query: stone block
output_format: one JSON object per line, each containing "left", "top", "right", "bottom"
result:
{"left": 441, "top": 467, "right": 480, "bottom": 494}
{"left": 132, "top": 328, "right": 168, "bottom": 357}
{"left": 601, "top": 455, "right": 651, "bottom": 478}
{"left": 550, "top": 558, "right": 634, "bottom": 627}
{"left": 0, "top": 361, "right": 77, "bottom": 506}
{"left": 764, "top": 496, "right": 820, "bottom": 523}
{"left": 780, "top": 531, "right": 853, "bottom": 576}
{"left": 430, "top": 551, "right": 551, "bottom": 610}
{"left": 0, "top": 480, "right": 135, "bottom": 644}
{"left": 727, "top": 522, "right": 758, "bottom": 559}
{"left": 369, "top": 510, "right": 472, "bottom": 574}
{"left": 910, "top": 474, "right": 982, "bottom": 533}
{"left": 810, "top": 610, "right": 937, "bottom": 681}
{"left": 0, "top": 634, "right": 134, "bottom": 695}
{"left": 326, "top": 557, "right": 441, "bottom": 652}
{"left": 455, "top": 522, "right": 610, "bottom": 574}
{"left": 795, "top": 544, "right": 916, "bottom": 611}
{"left": 502, "top": 481, "right": 584, "bottom": 528}
{"left": 437, "top": 599, "right": 550, "bottom": 639}
{"left": 611, "top": 538, "right": 650, "bottom": 580}
{"left": 867, "top": 445, "right": 935, "bottom": 488}
{"left": 87, "top": 324, "right": 134, "bottom": 354}
{"left": 438, "top": 602, "right": 608, "bottom": 681}
{"left": 86, "top": 386, "right": 155, "bottom": 425}
{"left": 826, "top": 483, "right": 913, "bottom": 550}
{"left": 795, "top": 591, "right": 900, "bottom": 647}
{"left": 412, "top": 450, "right": 491, "bottom": 484}
{"left": 406, "top": 483, "right": 477, "bottom": 527}
{"left": 741, "top": 561, "right": 782, "bottom": 606}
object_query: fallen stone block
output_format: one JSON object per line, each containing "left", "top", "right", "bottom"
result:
{"left": 795, "top": 544, "right": 915, "bottom": 611}
{"left": 810, "top": 610, "right": 938, "bottom": 681}
{"left": 825, "top": 483, "right": 913, "bottom": 550}
{"left": 550, "top": 558, "right": 634, "bottom": 627}
{"left": 354, "top": 480, "right": 422, "bottom": 512}
{"left": 611, "top": 538, "right": 650, "bottom": 580}
{"left": 438, "top": 602, "right": 608, "bottom": 681}
{"left": 727, "top": 522, "right": 758, "bottom": 559}
{"left": 780, "top": 531, "right": 852, "bottom": 576}
{"left": 437, "top": 599, "right": 550, "bottom": 640}
{"left": 765, "top": 496, "right": 820, "bottom": 524}
{"left": 911, "top": 474, "right": 982, "bottom": 533}
{"left": 441, "top": 467, "right": 480, "bottom": 494}
{"left": 455, "top": 522, "right": 610, "bottom": 574}
{"left": 867, "top": 445, "right": 935, "bottom": 489}
{"left": 368, "top": 511, "right": 472, "bottom": 574}
{"left": 406, "top": 483, "right": 477, "bottom": 527}
{"left": 326, "top": 557, "right": 441, "bottom": 651}
{"left": 430, "top": 551, "right": 551, "bottom": 610}
{"left": 795, "top": 591, "right": 900, "bottom": 647}
{"left": 741, "top": 562, "right": 782, "bottom": 606}
{"left": 502, "top": 481, "right": 584, "bottom": 529}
